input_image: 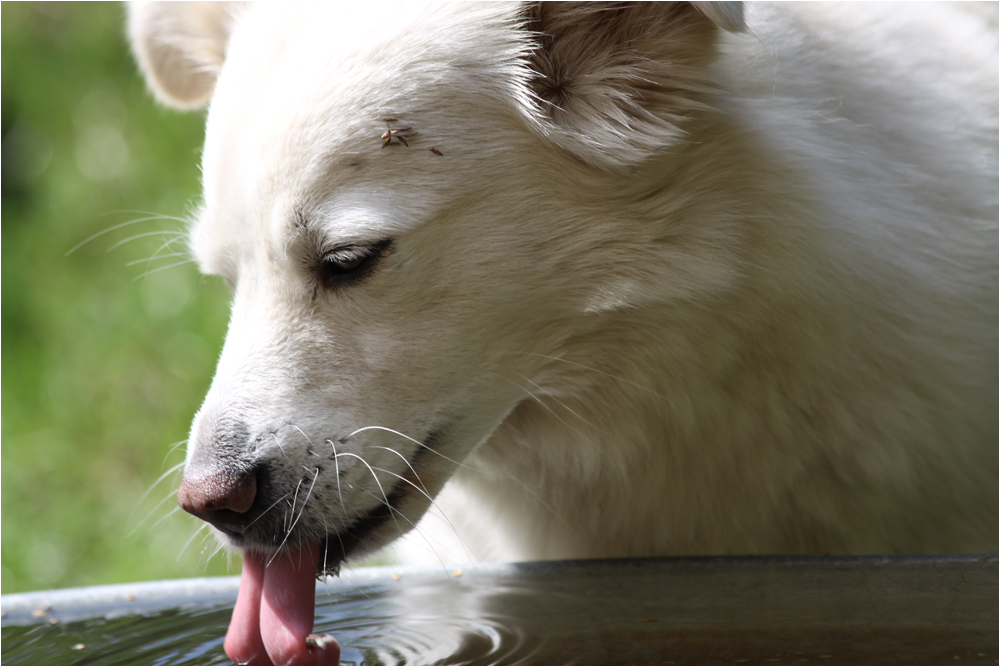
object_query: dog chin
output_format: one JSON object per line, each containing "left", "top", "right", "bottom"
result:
{"left": 318, "top": 486, "right": 415, "bottom": 575}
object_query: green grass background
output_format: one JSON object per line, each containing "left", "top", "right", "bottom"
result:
{"left": 2, "top": 3, "right": 237, "bottom": 593}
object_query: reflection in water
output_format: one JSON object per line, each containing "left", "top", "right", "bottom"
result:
{"left": 2, "top": 556, "right": 997, "bottom": 665}
{"left": 2, "top": 607, "right": 232, "bottom": 666}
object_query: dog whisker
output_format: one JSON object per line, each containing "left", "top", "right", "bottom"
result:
{"left": 334, "top": 451, "right": 402, "bottom": 536}
{"left": 318, "top": 514, "right": 345, "bottom": 582}
{"left": 292, "top": 425, "right": 316, "bottom": 446}
{"left": 102, "top": 208, "right": 197, "bottom": 225}
{"left": 65, "top": 212, "right": 191, "bottom": 256}
{"left": 107, "top": 229, "right": 187, "bottom": 253}
{"left": 241, "top": 491, "right": 293, "bottom": 532}
{"left": 144, "top": 504, "right": 186, "bottom": 539}
{"left": 344, "top": 425, "right": 486, "bottom": 476}
{"left": 366, "top": 445, "right": 474, "bottom": 557}
{"left": 490, "top": 372, "right": 598, "bottom": 446}
{"left": 160, "top": 439, "right": 188, "bottom": 468}
{"left": 270, "top": 432, "right": 289, "bottom": 458}
{"left": 132, "top": 258, "right": 197, "bottom": 281}
{"left": 205, "top": 540, "right": 228, "bottom": 564}
{"left": 324, "top": 439, "right": 349, "bottom": 518}
{"left": 128, "top": 483, "right": 187, "bottom": 538}
{"left": 365, "top": 459, "right": 479, "bottom": 566}
{"left": 285, "top": 479, "right": 304, "bottom": 532}
{"left": 352, "top": 486, "right": 458, "bottom": 577}
{"left": 338, "top": 428, "right": 535, "bottom": 566}
{"left": 128, "top": 460, "right": 186, "bottom": 532}
{"left": 124, "top": 250, "right": 190, "bottom": 267}
{"left": 349, "top": 423, "right": 571, "bottom": 532}
{"left": 147, "top": 229, "right": 191, "bottom": 255}
{"left": 369, "top": 445, "right": 430, "bottom": 495}
{"left": 269, "top": 469, "right": 320, "bottom": 567}
{"left": 176, "top": 519, "right": 213, "bottom": 562}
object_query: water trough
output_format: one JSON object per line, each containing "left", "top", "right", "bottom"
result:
{"left": 2, "top": 555, "right": 996, "bottom": 665}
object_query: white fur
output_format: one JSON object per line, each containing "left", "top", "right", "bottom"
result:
{"left": 129, "top": 1, "right": 997, "bottom": 565}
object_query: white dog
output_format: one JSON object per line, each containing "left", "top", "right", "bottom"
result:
{"left": 129, "top": 2, "right": 997, "bottom": 664}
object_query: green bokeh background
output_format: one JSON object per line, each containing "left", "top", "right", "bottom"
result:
{"left": 2, "top": 3, "right": 235, "bottom": 593}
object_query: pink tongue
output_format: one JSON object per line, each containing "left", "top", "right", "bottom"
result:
{"left": 225, "top": 541, "right": 340, "bottom": 665}
{"left": 225, "top": 550, "right": 268, "bottom": 665}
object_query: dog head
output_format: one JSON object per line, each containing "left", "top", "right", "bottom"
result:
{"left": 130, "top": 0, "right": 743, "bottom": 570}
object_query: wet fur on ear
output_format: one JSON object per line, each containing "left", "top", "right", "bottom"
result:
{"left": 128, "top": 1, "right": 247, "bottom": 109}
{"left": 519, "top": 1, "right": 744, "bottom": 172}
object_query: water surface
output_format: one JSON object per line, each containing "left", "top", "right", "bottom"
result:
{"left": 3, "top": 556, "right": 997, "bottom": 665}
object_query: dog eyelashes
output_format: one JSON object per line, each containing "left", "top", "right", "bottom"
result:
{"left": 323, "top": 249, "right": 367, "bottom": 273}
{"left": 315, "top": 238, "right": 393, "bottom": 292}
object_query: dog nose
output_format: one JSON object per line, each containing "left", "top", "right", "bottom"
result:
{"left": 178, "top": 469, "right": 257, "bottom": 535}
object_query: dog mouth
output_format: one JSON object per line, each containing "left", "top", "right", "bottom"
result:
{"left": 217, "top": 491, "right": 407, "bottom": 665}
{"left": 210, "top": 488, "right": 403, "bottom": 575}
{"left": 219, "top": 427, "right": 443, "bottom": 664}
{"left": 182, "top": 424, "right": 444, "bottom": 576}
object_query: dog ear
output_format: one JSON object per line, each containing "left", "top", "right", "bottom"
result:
{"left": 128, "top": 1, "right": 246, "bottom": 109}
{"left": 518, "top": 2, "right": 744, "bottom": 171}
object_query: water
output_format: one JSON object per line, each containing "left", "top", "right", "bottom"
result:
{"left": 0, "top": 584, "right": 519, "bottom": 665}
{"left": 3, "top": 556, "right": 997, "bottom": 665}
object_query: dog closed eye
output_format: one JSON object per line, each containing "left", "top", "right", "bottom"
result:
{"left": 315, "top": 238, "right": 393, "bottom": 291}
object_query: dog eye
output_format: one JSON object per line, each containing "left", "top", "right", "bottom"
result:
{"left": 324, "top": 251, "right": 366, "bottom": 273}
{"left": 316, "top": 239, "right": 392, "bottom": 290}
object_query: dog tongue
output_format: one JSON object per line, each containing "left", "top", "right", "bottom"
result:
{"left": 224, "top": 541, "right": 340, "bottom": 665}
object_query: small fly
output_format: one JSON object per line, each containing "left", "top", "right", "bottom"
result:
{"left": 381, "top": 119, "right": 416, "bottom": 148}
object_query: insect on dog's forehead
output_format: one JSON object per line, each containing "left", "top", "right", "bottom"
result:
{"left": 200, "top": 2, "right": 525, "bottom": 207}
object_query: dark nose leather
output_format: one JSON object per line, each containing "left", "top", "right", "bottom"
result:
{"left": 177, "top": 469, "right": 257, "bottom": 535}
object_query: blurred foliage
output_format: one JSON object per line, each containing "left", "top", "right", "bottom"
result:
{"left": 2, "top": 3, "right": 236, "bottom": 593}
